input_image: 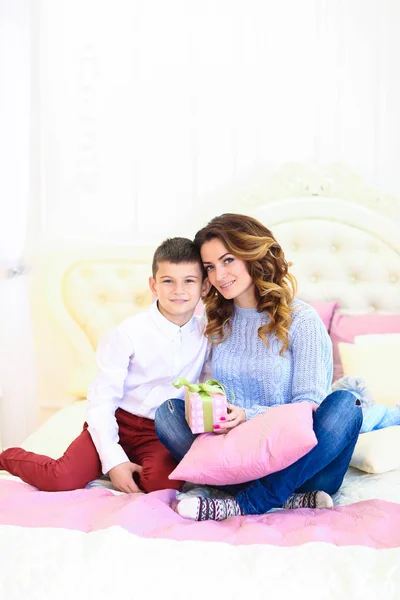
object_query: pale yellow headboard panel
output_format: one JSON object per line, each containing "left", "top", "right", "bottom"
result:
{"left": 63, "top": 260, "right": 153, "bottom": 349}
{"left": 45, "top": 246, "right": 155, "bottom": 387}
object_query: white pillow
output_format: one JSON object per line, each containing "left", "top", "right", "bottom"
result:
{"left": 350, "top": 427, "right": 400, "bottom": 473}
{"left": 338, "top": 342, "right": 400, "bottom": 407}
{"left": 21, "top": 401, "right": 87, "bottom": 459}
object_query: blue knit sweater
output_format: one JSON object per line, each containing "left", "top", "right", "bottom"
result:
{"left": 212, "top": 300, "right": 333, "bottom": 420}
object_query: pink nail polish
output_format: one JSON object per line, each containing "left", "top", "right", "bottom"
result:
{"left": 214, "top": 424, "right": 220, "bottom": 430}
{"left": 220, "top": 417, "right": 226, "bottom": 421}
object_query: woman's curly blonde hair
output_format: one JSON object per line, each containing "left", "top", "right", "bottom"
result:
{"left": 194, "top": 213, "right": 297, "bottom": 355}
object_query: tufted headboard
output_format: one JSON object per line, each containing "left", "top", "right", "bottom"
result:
{"left": 46, "top": 245, "right": 155, "bottom": 368}
{"left": 44, "top": 164, "right": 400, "bottom": 398}
{"left": 252, "top": 197, "right": 400, "bottom": 312}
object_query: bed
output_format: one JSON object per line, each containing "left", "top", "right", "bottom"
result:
{"left": 1, "top": 164, "right": 400, "bottom": 599}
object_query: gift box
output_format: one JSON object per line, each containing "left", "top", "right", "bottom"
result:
{"left": 173, "top": 378, "right": 229, "bottom": 434}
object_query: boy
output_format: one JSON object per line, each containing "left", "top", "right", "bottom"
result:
{"left": 0, "top": 238, "right": 210, "bottom": 493}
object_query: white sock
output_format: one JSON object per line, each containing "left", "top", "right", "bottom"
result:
{"left": 283, "top": 490, "right": 334, "bottom": 510}
{"left": 176, "top": 497, "right": 243, "bottom": 521}
{"left": 176, "top": 497, "right": 200, "bottom": 520}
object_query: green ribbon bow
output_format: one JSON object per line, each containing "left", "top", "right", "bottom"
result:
{"left": 173, "top": 378, "right": 226, "bottom": 396}
{"left": 173, "top": 378, "right": 234, "bottom": 432}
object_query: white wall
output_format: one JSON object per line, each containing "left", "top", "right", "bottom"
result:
{"left": 35, "top": 0, "right": 400, "bottom": 248}
{"left": 0, "top": 0, "right": 38, "bottom": 445}
{"left": 2, "top": 0, "right": 400, "bottom": 424}
{"left": 0, "top": 0, "right": 31, "bottom": 262}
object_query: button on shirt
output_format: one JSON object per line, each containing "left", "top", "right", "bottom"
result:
{"left": 86, "top": 302, "right": 209, "bottom": 474}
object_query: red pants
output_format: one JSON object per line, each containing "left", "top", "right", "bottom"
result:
{"left": 0, "top": 408, "right": 183, "bottom": 493}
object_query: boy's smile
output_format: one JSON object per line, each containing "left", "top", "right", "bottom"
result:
{"left": 149, "top": 261, "right": 210, "bottom": 326}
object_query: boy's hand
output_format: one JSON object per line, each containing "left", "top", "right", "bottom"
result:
{"left": 108, "top": 461, "right": 143, "bottom": 493}
{"left": 213, "top": 404, "right": 246, "bottom": 433}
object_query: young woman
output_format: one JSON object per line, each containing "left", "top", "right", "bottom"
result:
{"left": 155, "top": 214, "right": 363, "bottom": 521}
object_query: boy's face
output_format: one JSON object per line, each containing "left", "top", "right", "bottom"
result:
{"left": 149, "top": 261, "right": 210, "bottom": 326}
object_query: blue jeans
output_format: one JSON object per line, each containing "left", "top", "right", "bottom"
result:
{"left": 155, "top": 391, "right": 363, "bottom": 515}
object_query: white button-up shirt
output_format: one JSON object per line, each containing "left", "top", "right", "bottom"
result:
{"left": 86, "top": 301, "right": 209, "bottom": 474}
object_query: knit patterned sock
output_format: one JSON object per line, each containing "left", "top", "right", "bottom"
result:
{"left": 282, "top": 491, "right": 334, "bottom": 510}
{"left": 177, "top": 497, "right": 244, "bottom": 521}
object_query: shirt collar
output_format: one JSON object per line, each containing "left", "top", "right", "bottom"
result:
{"left": 149, "top": 301, "right": 196, "bottom": 341}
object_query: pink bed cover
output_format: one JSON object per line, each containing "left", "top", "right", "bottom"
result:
{"left": 1, "top": 480, "right": 400, "bottom": 549}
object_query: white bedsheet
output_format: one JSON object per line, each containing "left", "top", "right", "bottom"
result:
{"left": 1, "top": 524, "right": 399, "bottom": 600}
{"left": 335, "top": 466, "right": 400, "bottom": 506}
{"left": 1, "top": 465, "right": 400, "bottom": 600}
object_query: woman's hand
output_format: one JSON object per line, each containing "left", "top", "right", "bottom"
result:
{"left": 214, "top": 404, "right": 246, "bottom": 433}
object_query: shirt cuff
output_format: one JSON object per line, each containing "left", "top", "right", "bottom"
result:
{"left": 101, "top": 444, "right": 130, "bottom": 475}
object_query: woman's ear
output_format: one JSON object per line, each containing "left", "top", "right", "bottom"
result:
{"left": 201, "top": 277, "right": 211, "bottom": 297}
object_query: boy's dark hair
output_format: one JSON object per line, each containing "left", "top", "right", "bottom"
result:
{"left": 152, "top": 237, "right": 204, "bottom": 278}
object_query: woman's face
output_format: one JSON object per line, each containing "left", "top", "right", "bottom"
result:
{"left": 201, "top": 237, "right": 257, "bottom": 308}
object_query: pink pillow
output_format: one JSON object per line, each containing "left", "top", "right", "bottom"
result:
{"left": 309, "top": 301, "right": 338, "bottom": 331}
{"left": 330, "top": 312, "right": 400, "bottom": 381}
{"left": 168, "top": 402, "right": 317, "bottom": 485}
